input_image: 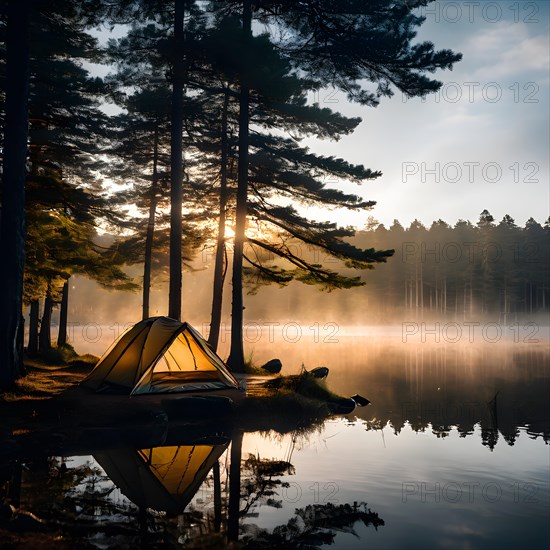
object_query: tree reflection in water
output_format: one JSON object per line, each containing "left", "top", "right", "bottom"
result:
{"left": 0, "top": 420, "right": 385, "bottom": 548}
{"left": 233, "top": 437, "right": 384, "bottom": 548}
{"left": 240, "top": 453, "right": 295, "bottom": 514}
{"left": 241, "top": 502, "right": 384, "bottom": 549}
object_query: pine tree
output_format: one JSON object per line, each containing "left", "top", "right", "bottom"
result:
{"left": 213, "top": 0, "right": 462, "bottom": 370}
{"left": 106, "top": 86, "right": 172, "bottom": 319}
{"left": 103, "top": 0, "right": 213, "bottom": 322}
{"left": 0, "top": 0, "right": 31, "bottom": 387}
{"left": 1, "top": 1, "right": 137, "bottom": 362}
{"left": 24, "top": 197, "right": 137, "bottom": 352}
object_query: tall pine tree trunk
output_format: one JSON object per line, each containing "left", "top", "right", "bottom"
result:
{"left": 39, "top": 290, "right": 53, "bottom": 353}
{"left": 0, "top": 0, "right": 30, "bottom": 388}
{"left": 227, "top": 430, "right": 243, "bottom": 541}
{"left": 143, "top": 126, "right": 160, "bottom": 320}
{"left": 227, "top": 0, "right": 252, "bottom": 372}
{"left": 28, "top": 299, "right": 39, "bottom": 354}
{"left": 0, "top": 461, "right": 22, "bottom": 508}
{"left": 208, "top": 88, "right": 230, "bottom": 352}
{"left": 168, "top": 0, "right": 185, "bottom": 321}
{"left": 57, "top": 279, "right": 69, "bottom": 346}
{"left": 213, "top": 460, "right": 222, "bottom": 532}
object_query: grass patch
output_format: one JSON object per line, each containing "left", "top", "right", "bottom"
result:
{"left": 265, "top": 373, "right": 341, "bottom": 402}
{"left": 39, "top": 343, "right": 78, "bottom": 365}
{"left": 243, "top": 351, "right": 264, "bottom": 375}
{"left": 68, "top": 353, "right": 99, "bottom": 370}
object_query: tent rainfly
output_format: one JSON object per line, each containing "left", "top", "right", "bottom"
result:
{"left": 82, "top": 316, "right": 240, "bottom": 396}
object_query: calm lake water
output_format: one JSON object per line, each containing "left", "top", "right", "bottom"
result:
{"left": 7, "top": 328, "right": 550, "bottom": 548}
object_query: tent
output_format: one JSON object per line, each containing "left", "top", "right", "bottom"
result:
{"left": 82, "top": 316, "right": 240, "bottom": 396}
{"left": 95, "top": 442, "right": 229, "bottom": 513}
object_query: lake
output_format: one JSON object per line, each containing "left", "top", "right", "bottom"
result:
{"left": 4, "top": 327, "right": 550, "bottom": 548}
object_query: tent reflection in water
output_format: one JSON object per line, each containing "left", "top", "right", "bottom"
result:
{"left": 95, "top": 443, "right": 229, "bottom": 513}
{"left": 82, "top": 317, "right": 240, "bottom": 396}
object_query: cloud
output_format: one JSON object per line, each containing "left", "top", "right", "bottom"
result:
{"left": 463, "top": 22, "right": 549, "bottom": 79}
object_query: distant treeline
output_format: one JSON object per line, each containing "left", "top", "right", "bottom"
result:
{"left": 250, "top": 211, "right": 550, "bottom": 322}
{"left": 350, "top": 211, "right": 550, "bottom": 320}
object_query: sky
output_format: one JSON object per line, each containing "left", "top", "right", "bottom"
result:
{"left": 301, "top": 0, "right": 550, "bottom": 229}
{"left": 92, "top": 1, "right": 550, "bottom": 231}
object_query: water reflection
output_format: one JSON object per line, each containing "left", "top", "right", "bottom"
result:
{"left": 1, "top": 413, "right": 549, "bottom": 548}
{"left": 1, "top": 344, "right": 548, "bottom": 547}
{"left": 94, "top": 443, "right": 229, "bottom": 514}
{"left": 0, "top": 419, "right": 388, "bottom": 548}
{"left": 308, "top": 341, "right": 550, "bottom": 448}
{"left": 240, "top": 502, "right": 384, "bottom": 548}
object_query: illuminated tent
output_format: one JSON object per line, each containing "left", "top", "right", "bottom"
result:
{"left": 95, "top": 443, "right": 229, "bottom": 513}
{"left": 82, "top": 316, "right": 239, "bottom": 395}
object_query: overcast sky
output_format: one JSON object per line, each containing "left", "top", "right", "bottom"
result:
{"left": 302, "top": 0, "right": 550, "bottom": 229}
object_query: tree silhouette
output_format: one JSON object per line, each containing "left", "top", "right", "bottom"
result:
{"left": 0, "top": 0, "right": 30, "bottom": 387}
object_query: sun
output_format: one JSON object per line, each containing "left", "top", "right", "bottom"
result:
{"left": 224, "top": 224, "right": 235, "bottom": 239}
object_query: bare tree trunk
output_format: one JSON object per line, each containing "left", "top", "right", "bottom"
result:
{"left": 419, "top": 261, "right": 423, "bottom": 318}
{"left": 415, "top": 261, "right": 419, "bottom": 319}
{"left": 143, "top": 126, "right": 160, "bottom": 320}
{"left": 470, "top": 278, "right": 473, "bottom": 316}
{"left": 227, "top": 0, "right": 251, "bottom": 372}
{"left": 0, "top": 0, "right": 30, "bottom": 388}
{"left": 57, "top": 279, "right": 69, "bottom": 346}
{"left": 39, "top": 290, "right": 53, "bottom": 353}
{"left": 209, "top": 88, "right": 230, "bottom": 351}
{"left": 168, "top": 0, "right": 185, "bottom": 321}
{"left": 443, "top": 278, "right": 447, "bottom": 315}
{"left": 504, "top": 283, "right": 508, "bottom": 326}
{"left": 28, "top": 299, "right": 39, "bottom": 354}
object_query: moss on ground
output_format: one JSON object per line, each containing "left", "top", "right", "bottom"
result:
{"left": 0, "top": 351, "right": 98, "bottom": 403}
